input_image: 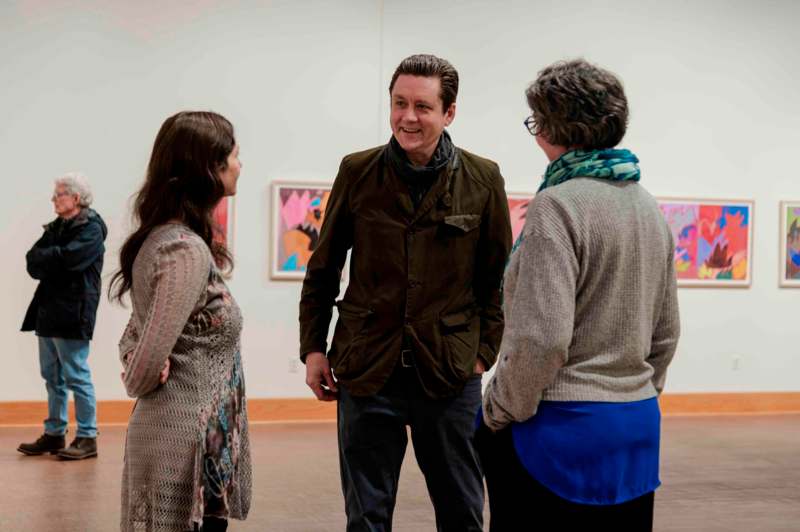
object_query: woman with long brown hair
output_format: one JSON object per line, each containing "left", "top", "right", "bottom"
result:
{"left": 112, "top": 111, "right": 250, "bottom": 532}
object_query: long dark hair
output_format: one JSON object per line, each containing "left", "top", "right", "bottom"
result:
{"left": 110, "top": 111, "right": 235, "bottom": 303}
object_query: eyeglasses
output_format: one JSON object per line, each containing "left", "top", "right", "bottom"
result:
{"left": 51, "top": 191, "right": 72, "bottom": 201}
{"left": 523, "top": 114, "right": 539, "bottom": 136}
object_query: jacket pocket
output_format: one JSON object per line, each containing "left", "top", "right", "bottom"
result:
{"left": 439, "top": 306, "right": 480, "bottom": 381}
{"left": 329, "top": 300, "right": 374, "bottom": 377}
{"left": 443, "top": 214, "right": 481, "bottom": 233}
{"left": 440, "top": 214, "right": 482, "bottom": 280}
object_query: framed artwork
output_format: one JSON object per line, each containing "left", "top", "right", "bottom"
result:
{"left": 507, "top": 192, "right": 535, "bottom": 244}
{"left": 779, "top": 201, "right": 800, "bottom": 287}
{"left": 657, "top": 198, "right": 754, "bottom": 287}
{"left": 212, "top": 197, "right": 235, "bottom": 251}
{"left": 270, "top": 181, "right": 332, "bottom": 280}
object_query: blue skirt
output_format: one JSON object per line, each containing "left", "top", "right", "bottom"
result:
{"left": 510, "top": 398, "right": 661, "bottom": 505}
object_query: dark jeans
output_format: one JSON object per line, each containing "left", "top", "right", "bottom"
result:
{"left": 476, "top": 421, "right": 654, "bottom": 532}
{"left": 337, "top": 367, "right": 484, "bottom": 532}
{"left": 192, "top": 516, "right": 227, "bottom": 531}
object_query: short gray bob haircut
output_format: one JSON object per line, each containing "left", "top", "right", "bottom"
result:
{"left": 55, "top": 172, "right": 93, "bottom": 207}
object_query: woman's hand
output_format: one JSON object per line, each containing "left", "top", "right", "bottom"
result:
{"left": 159, "top": 358, "right": 171, "bottom": 384}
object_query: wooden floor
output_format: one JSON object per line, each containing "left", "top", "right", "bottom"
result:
{"left": 0, "top": 415, "right": 798, "bottom": 531}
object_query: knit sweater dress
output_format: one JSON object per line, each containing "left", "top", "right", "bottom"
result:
{"left": 119, "top": 223, "right": 251, "bottom": 531}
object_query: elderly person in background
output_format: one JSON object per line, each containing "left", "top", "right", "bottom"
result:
{"left": 477, "top": 59, "right": 680, "bottom": 531}
{"left": 19, "top": 172, "right": 107, "bottom": 460}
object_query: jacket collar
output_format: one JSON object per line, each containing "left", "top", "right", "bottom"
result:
{"left": 45, "top": 208, "right": 90, "bottom": 231}
{"left": 410, "top": 151, "right": 458, "bottom": 226}
{"left": 381, "top": 145, "right": 459, "bottom": 225}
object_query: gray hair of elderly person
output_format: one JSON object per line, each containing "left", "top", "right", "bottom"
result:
{"left": 525, "top": 58, "right": 629, "bottom": 150}
{"left": 54, "top": 172, "right": 93, "bottom": 207}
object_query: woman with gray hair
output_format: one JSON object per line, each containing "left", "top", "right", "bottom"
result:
{"left": 477, "top": 59, "right": 680, "bottom": 530}
{"left": 19, "top": 172, "right": 107, "bottom": 460}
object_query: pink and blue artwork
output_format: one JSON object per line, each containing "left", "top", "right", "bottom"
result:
{"left": 507, "top": 193, "right": 535, "bottom": 244}
{"left": 270, "top": 182, "right": 332, "bottom": 280}
{"left": 658, "top": 199, "right": 753, "bottom": 287}
{"left": 780, "top": 201, "right": 800, "bottom": 287}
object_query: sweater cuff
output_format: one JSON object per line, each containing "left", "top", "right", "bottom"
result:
{"left": 481, "top": 392, "right": 509, "bottom": 432}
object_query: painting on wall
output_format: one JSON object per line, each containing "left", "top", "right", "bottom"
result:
{"left": 270, "top": 181, "right": 332, "bottom": 280}
{"left": 507, "top": 192, "right": 535, "bottom": 244}
{"left": 780, "top": 201, "right": 800, "bottom": 287}
{"left": 657, "top": 198, "right": 754, "bottom": 287}
{"left": 212, "top": 197, "right": 235, "bottom": 251}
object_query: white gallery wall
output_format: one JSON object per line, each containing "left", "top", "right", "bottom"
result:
{"left": 1, "top": 0, "right": 798, "bottom": 402}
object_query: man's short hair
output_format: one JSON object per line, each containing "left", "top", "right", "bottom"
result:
{"left": 389, "top": 54, "right": 459, "bottom": 110}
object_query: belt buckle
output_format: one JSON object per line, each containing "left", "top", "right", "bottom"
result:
{"left": 401, "top": 349, "right": 414, "bottom": 368}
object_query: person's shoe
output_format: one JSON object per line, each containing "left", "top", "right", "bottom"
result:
{"left": 57, "top": 437, "right": 97, "bottom": 460}
{"left": 17, "top": 433, "right": 66, "bottom": 455}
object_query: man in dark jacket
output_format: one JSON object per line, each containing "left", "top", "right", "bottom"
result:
{"left": 18, "top": 173, "right": 107, "bottom": 460}
{"left": 300, "top": 54, "right": 512, "bottom": 531}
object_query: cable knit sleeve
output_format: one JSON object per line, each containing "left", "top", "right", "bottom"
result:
{"left": 119, "top": 316, "right": 139, "bottom": 366}
{"left": 122, "top": 236, "right": 210, "bottom": 398}
{"left": 482, "top": 194, "right": 578, "bottom": 431}
{"left": 647, "top": 232, "right": 681, "bottom": 393}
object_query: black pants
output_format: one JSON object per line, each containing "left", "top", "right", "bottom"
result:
{"left": 337, "top": 368, "right": 484, "bottom": 532}
{"left": 192, "top": 516, "right": 227, "bottom": 531}
{"left": 476, "top": 422, "right": 654, "bottom": 532}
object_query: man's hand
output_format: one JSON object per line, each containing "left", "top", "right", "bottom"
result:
{"left": 305, "top": 352, "right": 338, "bottom": 401}
{"left": 473, "top": 358, "right": 486, "bottom": 375}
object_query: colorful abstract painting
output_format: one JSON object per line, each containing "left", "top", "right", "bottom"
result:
{"left": 212, "top": 197, "right": 235, "bottom": 251}
{"left": 780, "top": 201, "right": 800, "bottom": 287}
{"left": 271, "top": 181, "right": 332, "bottom": 280}
{"left": 658, "top": 199, "right": 753, "bottom": 287}
{"left": 507, "top": 193, "right": 535, "bottom": 244}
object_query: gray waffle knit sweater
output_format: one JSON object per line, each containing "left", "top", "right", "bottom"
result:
{"left": 483, "top": 178, "right": 680, "bottom": 431}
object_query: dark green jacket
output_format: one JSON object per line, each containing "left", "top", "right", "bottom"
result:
{"left": 299, "top": 144, "right": 512, "bottom": 398}
{"left": 22, "top": 208, "right": 107, "bottom": 340}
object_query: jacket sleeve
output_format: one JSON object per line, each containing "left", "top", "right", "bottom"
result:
{"left": 298, "top": 159, "right": 354, "bottom": 359}
{"left": 647, "top": 235, "right": 681, "bottom": 393}
{"left": 473, "top": 167, "right": 512, "bottom": 369}
{"left": 482, "top": 196, "right": 578, "bottom": 431}
{"left": 26, "top": 222, "right": 105, "bottom": 279}
{"left": 24, "top": 232, "right": 50, "bottom": 280}
{"left": 121, "top": 238, "right": 209, "bottom": 398}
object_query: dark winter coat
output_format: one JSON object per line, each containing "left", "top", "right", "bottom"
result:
{"left": 21, "top": 208, "right": 107, "bottom": 340}
{"left": 299, "top": 145, "right": 512, "bottom": 399}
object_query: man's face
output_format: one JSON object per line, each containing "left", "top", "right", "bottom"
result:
{"left": 390, "top": 74, "right": 455, "bottom": 166}
{"left": 51, "top": 185, "right": 80, "bottom": 218}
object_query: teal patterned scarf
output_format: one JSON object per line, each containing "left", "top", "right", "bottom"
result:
{"left": 538, "top": 148, "right": 640, "bottom": 192}
{"left": 506, "top": 148, "right": 641, "bottom": 262}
